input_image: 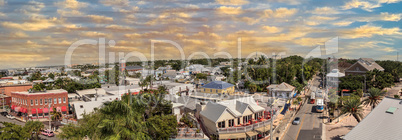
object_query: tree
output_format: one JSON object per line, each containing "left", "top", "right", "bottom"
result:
{"left": 340, "top": 96, "right": 364, "bottom": 122}
{"left": 394, "top": 95, "right": 400, "bottom": 99}
{"left": 50, "top": 108, "right": 62, "bottom": 129}
{"left": 25, "top": 121, "right": 44, "bottom": 140}
{"left": 0, "top": 122, "right": 30, "bottom": 139}
{"left": 48, "top": 73, "right": 55, "bottom": 79}
{"left": 362, "top": 88, "right": 384, "bottom": 109}
{"left": 59, "top": 91, "right": 177, "bottom": 140}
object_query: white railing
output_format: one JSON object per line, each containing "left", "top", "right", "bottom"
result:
{"left": 217, "top": 119, "right": 271, "bottom": 134}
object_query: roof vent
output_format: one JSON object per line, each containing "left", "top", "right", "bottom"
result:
{"left": 386, "top": 107, "right": 398, "bottom": 114}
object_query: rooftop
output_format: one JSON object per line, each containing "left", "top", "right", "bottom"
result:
{"left": 344, "top": 97, "right": 402, "bottom": 140}
{"left": 201, "top": 81, "right": 234, "bottom": 89}
{"left": 12, "top": 89, "right": 67, "bottom": 95}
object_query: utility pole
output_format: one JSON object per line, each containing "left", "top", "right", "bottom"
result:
{"left": 48, "top": 103, "right": 52, "bottom": 131}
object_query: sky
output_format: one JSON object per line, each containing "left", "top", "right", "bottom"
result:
{"left": 0, "top": 0, "right": 401, "bottom": 69}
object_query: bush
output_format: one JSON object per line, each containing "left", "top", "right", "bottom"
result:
{"left": 394, "top": 95, "right": 400, "bottom": 99}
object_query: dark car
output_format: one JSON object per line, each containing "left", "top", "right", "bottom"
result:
{"left": 292, "top": 117, "right": 301, "bottom": 125}
{"left": 0, "top": 112, "right": 8, "bottom": 116}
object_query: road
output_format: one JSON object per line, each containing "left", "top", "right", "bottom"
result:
{"left": 0, "top": 115, "right": 59, "bottom": 140}
{"left": 282, "top": 75, "right": 324, "bottom": 140}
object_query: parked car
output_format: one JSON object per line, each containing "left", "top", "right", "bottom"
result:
{"left": 41, "top": 129, "right": 54, "bottom": 137}
{"left": 292, "top": 117, "right": 301, "bottom": 125}
{"left": 6, "top": 114, "right": 15, "bottom": 119}
{"left": 0, "top": 112, "right": 8, "bottom": 116}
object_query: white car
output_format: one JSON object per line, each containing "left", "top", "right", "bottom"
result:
{"left": 6, "top": 114, "right": 15, "bottom": 119}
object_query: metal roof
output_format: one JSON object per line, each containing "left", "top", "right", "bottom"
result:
{"left": 201, "top": 81, "right": 234, "bottom": 89}
{"left": 344, "top": 97, "right": 402, "bottom": 140}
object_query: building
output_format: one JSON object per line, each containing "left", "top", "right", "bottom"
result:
{"left": 344, "top": 97, "right": 402, "bottom": 140}
{"left": 73, "top": 95, "right": 121, "bottom": 119}
{"left": 200, "top": 81, "right": 235, "bottom": 95}
{"left": 126, "top": 65, "right": 143, "bottom": 75}
{"left": 326, "top": 69, "right": 345, "bottom": 88}
{"left": 345, "top": 58, "right": 384, "bottom": 76}
{"left": 266, "top": 82, "right": 296, "bottom": 99}
{"left": 0, "top": 83, "right": 33, "bottom": 96}
{"left": 199, "top": 97, "right": 272, "bottom": 140}
{"left": 0, "top": 94, "right": 11, "bottom": 110}
{"left": 10, "top": 89, "right": 69, "bottom": 120}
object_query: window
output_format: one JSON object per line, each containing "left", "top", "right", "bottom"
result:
{"left": 40, "top": 99, "right": 42, "bottom": 105}
{"left": 228, "top": 119, "right": 234, "bottom": 127}
{"left": 204, "top": 89, "right": 205, "bottom": 92}
{"left": 35, "top": 99, "right": 38, "bottom": 105}
{"left": 59, "top": 98, "right": 61, "bottom": 104}
{"left": 49, "top": 98, "right": 52, "bottom": 104}
{"left": 31, "top": 100, "right": 33, "bottom": 106}
{"left": 237, "top": 118, "right": 240, "bottom": 125}
{"left": 218, "top": 121, "right": 225, "bottom": 128}
{"left": 54, "top": 98, "right": 57, "bottom": 104}
{"left": 44, "top": 99, "right": 47, "bottom": 104}
{"left": 63, "top": 97, "right": 66, "bottom": 103}
{"left": 210, "top": 89, "right": 212, "bottom": 92}
{"left": 80, "top": 105, "right": 83, "bottom": 108}
{"left": 216, "top": 89, "right": 218, "bottom": 93}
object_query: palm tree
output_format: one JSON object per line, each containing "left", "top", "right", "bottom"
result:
{"left": 340, "top": 96, "right": 364, "bottom": 122}
{"left": 25, "top": 121, "right": 44, "bottom": 140}
{"left": 50, "top": 108, "right": 62, "bottom": 130}
{"left": 362, "top": 88, "right": 384, "bottom": 109}
{"left": 0, "top": 122, "right": 30, "bottom": 139}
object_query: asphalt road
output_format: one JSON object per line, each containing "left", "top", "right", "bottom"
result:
{"left": 0, "top": 115, "right": 59, "bottom": 140}
{"left": 282, "top": 75, "right": 324, "bottom": 140}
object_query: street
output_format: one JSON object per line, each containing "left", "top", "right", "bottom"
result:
{"left": 282, "top": 75, "right": 324, "bottom": 140}
{"left": 0, "top": 115, "right": 59, "bottom": 140}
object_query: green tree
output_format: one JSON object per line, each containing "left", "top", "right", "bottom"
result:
{"left": 362, "top": 88, "right": 384, "bottom": 109}
{"left": 0, "top": 122, "right": 30, "bottom": 139}
{"left": 340, "top": 96, "right": 364, "bottom": 122}
{"left": 24, "top": 121, "right": 44, "bottom": 140}
{"left": 48, "top": 73, "right": 55, "bottom": 79}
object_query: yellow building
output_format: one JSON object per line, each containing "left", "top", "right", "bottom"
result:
{"left": 200, "top": 81, "right": 235, "bottom": 95}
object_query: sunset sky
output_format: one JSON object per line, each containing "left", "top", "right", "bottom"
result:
{"left": 0, "top": 0, "right": 402, "bottom": 69}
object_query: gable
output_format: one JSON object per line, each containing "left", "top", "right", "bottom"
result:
{"left": 346, "top": 62, "right": 369, "bottom": 72}
{"left": 216, "top": 109, "right": 237, "bottom": 122}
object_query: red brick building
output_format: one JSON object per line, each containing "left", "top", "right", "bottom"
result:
{"left": 11, "top": 89, "right": 69, "bottom": 119}
{"left": 0, "top": 84, "right": 33, "bottom": 96}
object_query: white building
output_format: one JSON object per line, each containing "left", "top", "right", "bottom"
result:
{"left": 326, "top": 69, "right": 345, "bottom": 88}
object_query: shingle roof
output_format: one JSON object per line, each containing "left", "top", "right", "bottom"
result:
{"left": 201, "top": 81, "right": 234, "bottom": 89}
{"left": 346, "top": 58, "right": 384, "bottom": 72}
{"left": 344, "top": 97, "right": 402, "bottom": 140}
{"left": 266, "top": 82, "right": 295, "bottom": 92}
{"left": 200, "top": 97, "right": 265, "bottom": 122}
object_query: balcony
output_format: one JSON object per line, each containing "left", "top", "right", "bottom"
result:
{"left": 217, "top": 119, "right": 272, "bottom": 134}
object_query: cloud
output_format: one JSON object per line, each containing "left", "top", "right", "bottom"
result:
{"left": 10, "top": 31, "right": 28, "bottom": 38}
{"left": 262, "top": 26, "right": 283, "bottom": 33}
{"left": 267, "top": 0, "right": 301, "bottom": 5}
{"left": 0, "top": 12, "right": 5, "bottom": 17}
{"left": 55, "top": 0, "right": 88, "bottom": 9}
{"left": 88, "top": 15, "right": 114, "bottom": 23}
{"left": 379, "top": 47, "right": 396, "bottom": 52}
{"left": 81, "top": 31, "right": 108, "bottom": 37}
{"left": 105, "top": 24, "right": 135, "bottom": 31}
{"left": 18, "top": 1, "right": 44, "bottom": 14}
{"left": 216, "top": 6, "right": 243, "bottom": 15}
{"left": 263, "top": 8, "right": 298, "bottom": 18}
{"left": 100, "top": 0, "right": 129, "bottom": 7}
{"left": 216, "top": 0, "right": 249, "bottom": 5}
{"left": 340, "top": 25, "right": 401, "bottom": 39}
{"left": 342, "top": 0, "right": 402, "bottom": 11}
{"left": 1, "top": 17, "right": 60, "bottom": 31}
{"left": 0, "top": 0, "right": 5, "bottom": 6}
{"left": 333, "top": 21, "right": 353, "bottom": 26}
{"left": 309, "top": 7, "right": 339, "bottom": 15}
{"left": 309, "top": 16, "right": 338, "bottom": 21}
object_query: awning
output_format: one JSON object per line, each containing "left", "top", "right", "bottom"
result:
{"left": 14, "top": 107, "right": 21, "bottom": 112}
{"left": 43, "top": 108, "right": 49, "bottom": 113}
{"left": 21, "top": 108, "right": 27, "bottom": 113}
{"left": 38, "top": 108, "right": 43, "bottom": 114}
{"left": 246, "top": 131, "right": 259, "bottom": 137}
{"left": 255, "top": 125, "right": 271, "bottom": 132}
{"left": 31, "top": 109, "right": 37, "bottom": 114}
{"left": 61, "top": 106, "right": 67, "bottom": 112}
{"left": 219, "top": 133, "right": 247, "bottom": 139}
